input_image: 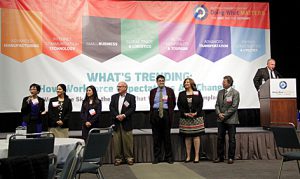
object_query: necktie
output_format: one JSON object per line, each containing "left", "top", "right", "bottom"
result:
{"left": 159, "top": 89, "right": 164, "bottom": 118}
{"left": 270, "top": 71, "right": 274, "bottom": 79}
{"left": 224, "top": 89, "right": 227, "bottom": 99}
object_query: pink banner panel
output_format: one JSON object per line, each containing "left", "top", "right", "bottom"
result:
{"left": 159, "top": 22, "right": 195, "bottom": 62}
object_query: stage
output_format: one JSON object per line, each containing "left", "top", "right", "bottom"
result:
{"left": 75, "top": 127, "right": 293, "bottom": 163}
{"left": 1, "top": 127, "right": 298, "bottom": 163}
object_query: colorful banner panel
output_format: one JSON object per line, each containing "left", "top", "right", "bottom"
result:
{"left": 0, "top": 1, "right": 270, "bottom": 112}
{"left": 41, "top": 0, "right": 84, "bottom": 61}
{"left": 231, "top": 27, "right": 266, "bottom": 61}
{"left": 83, "top": 16, "right": 121, "bottom": 62}
{"left": 0, "top": 9, "right": 1, "bottom": 54}
{"left": 196, "top": 25, "right": 231, "bottom": 62}
{"left": 121, "top": 19, "right": 159, "bottom": 62}
{"left": 2, "top": 9, "right": 42, "bottom": 62}
{"left": 159, "top": 22, "right": 195, "bottom": 62}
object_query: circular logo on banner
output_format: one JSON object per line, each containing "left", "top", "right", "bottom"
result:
{"left": 194, "top": 5, "right": 208, "bottom": 20}
{"left": 279, "top": 81, "right": 287, "bottom": 89}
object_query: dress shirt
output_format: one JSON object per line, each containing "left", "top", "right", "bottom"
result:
{"left": 118, "top": 93, "right": 126, "bottom": 114}
{"left": 153, "top": 87, "right": 168, "bottom": 109}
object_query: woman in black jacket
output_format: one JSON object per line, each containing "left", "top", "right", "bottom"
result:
{"left": 177, "top": 78, "right": 204, "bottom": 163}
{"left": 21, "top": 83, "right": 46, "bottom": 133}
{"left": 48, "top": 84, "right": 72, "bottom": 138}
{"left": 80, "top": 85, "right": 102, "bottom": 140}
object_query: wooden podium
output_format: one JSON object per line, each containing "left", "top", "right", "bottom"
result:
{"left": 259, "top": 78, "right": 297, "bottom": 128}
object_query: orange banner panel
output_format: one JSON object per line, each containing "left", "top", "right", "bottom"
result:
{"left": 41, "top": 0, "right": 84, "bottom": 62}
{"left": 1, "top": 9, "right": 42, "bottom": 62}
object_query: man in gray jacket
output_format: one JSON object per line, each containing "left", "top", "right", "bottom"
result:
{"left": 214, "top": 76, "right": 240, "bottom": 164}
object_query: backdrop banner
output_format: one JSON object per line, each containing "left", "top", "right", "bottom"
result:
{"left": 0, "top": 1, "right": 270, "bottom": 112}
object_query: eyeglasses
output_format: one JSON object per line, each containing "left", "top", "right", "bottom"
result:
{"left": 117, "top": 86, "right": 126, "bottom": 88}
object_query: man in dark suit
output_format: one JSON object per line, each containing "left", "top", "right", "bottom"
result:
{"left": 253, "top": 58, "right": 282, "bottom": 91}
{"left": 109, "top": 81, "right": 136, "bottom": 166}
{"left": 149, "top": 75, "right": 176, "bottom": 164}
{"left": 214, "top": 76, "right": 240, "bottom": 164}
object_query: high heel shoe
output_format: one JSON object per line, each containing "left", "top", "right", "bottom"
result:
{"left": 193, "top": 160, "right": 199, "bottom": 163}
{"left": 184, "top": 159, "right": 191, "bottom": 163}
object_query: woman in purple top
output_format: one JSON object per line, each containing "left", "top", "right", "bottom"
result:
{"left": 21, "top": 83, "right": 46, "bottom": 133}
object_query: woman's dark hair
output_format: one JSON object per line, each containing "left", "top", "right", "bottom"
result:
{"left": 57, "top": 84, "right": 68, "bottom": 98}
{"left": 29, "top": 83, "right": 41, "bottom": 92}
{"left": 183, "top": 78, "right": 197, "bottom": 91}
{"left": 83, "top": 85, "right": 100, "bottom": 107}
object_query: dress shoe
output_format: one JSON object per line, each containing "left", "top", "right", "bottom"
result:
{"left": 152, "top": 159, "right": 159, "bottom": 164}
{"left": 114, "top": 160, "right": 122, "bottom": 166}
{"left": 127, "top": 159, "right": 134, "bottom": 165}
{"left": 200, "top": 152, "right": 208, "bottom": 160}
{"left": 167, "top": 158, "right": 174, "bottom": 164}
{"left": 213, "top": 158, "right": 224, "bottom": 163}
{"left": 184, "top": 158, "right": 191, "bottom": 163}
{"left": 193, "top": 157, "right": 199, "bottom": 163}
{"left": 228, "top": 158, "right": 234, "bottom": 164}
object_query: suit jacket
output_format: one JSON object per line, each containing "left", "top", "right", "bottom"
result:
{"left": 80, "top": 99, "right": 102, "bottom": 127}
{"left": 109, "top": 93, "right": 136, "bottom": 131}
{"left": 48, "top": 96, "right": 72, "bottom": 128}
{"left": 215, "top": 88, "right": 240, "bottom": 124}
{"left": 21, "top": 96, "right": 45, "bottom": 123}
{"left": 177, "top": 90, "right": 203, "bottom": 118}
{"left": 149, "top": 86, "right": 176, "bottom": 124}
{"left": 253, "top": 67, "right": 282, "bottom": 91}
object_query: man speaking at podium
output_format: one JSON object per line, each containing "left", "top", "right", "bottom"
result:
{"left": 253, "top": 58, "right": 282, "bottom": 91}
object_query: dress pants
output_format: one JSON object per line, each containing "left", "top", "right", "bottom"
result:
{"left": 113, "top": 124, "right": 134, "bottom": 161}
{"left": 151, "top": 109, "right": 173, "bottom": 161}
{"left": 27, "top": 122, "right": 42, "bottom": 134}
{"left": 216, "top": 122, "right": 236, "bottom": 159}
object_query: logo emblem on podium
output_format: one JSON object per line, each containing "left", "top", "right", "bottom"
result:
{"left": 279, "top": 81, "right": 287, "bottom": 89}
